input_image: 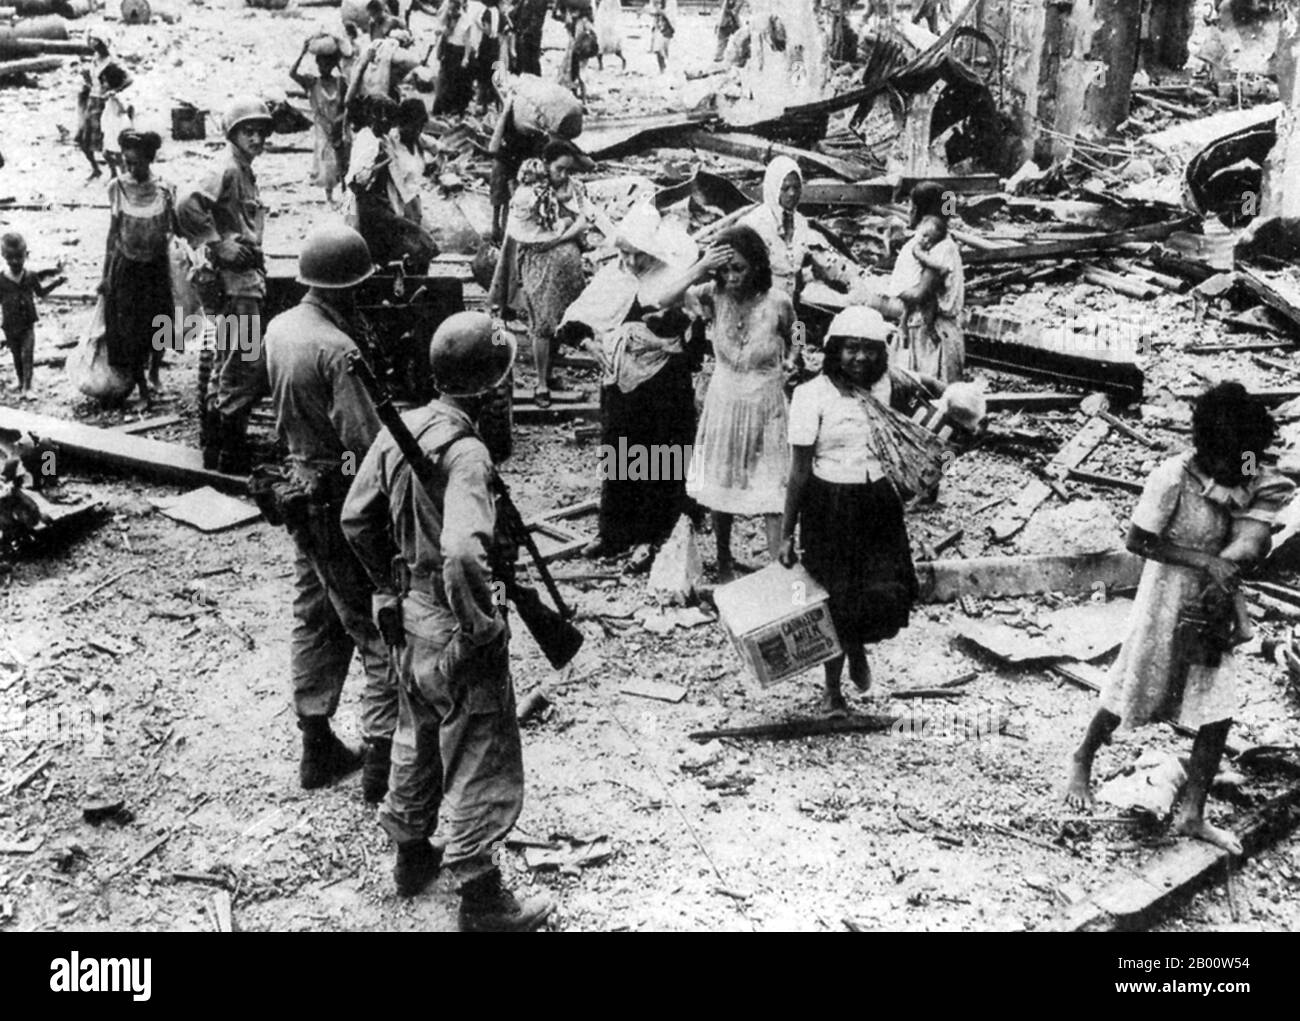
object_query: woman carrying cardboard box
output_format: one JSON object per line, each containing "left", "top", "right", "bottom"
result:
{"left": 779, "top": 306, "right": 944, "bottom": 717}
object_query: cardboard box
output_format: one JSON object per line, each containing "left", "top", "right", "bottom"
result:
{"left": 713, "top": 563, "right": 843, "bottom": 687}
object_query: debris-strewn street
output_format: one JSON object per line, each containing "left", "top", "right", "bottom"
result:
{"left": 2, "top": 0, "right": 1300, "bottom": 934}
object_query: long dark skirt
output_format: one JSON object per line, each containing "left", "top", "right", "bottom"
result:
{"left": 800, "top": 475, "right": 918, "bottom": 645}
{"left": 598, "top": 353, "right": 696, "bottom": 550}
{"left": 433, "top": 43, "right": 473, "bottom": 115}
{"left": 104, "top": 251, "right": 171, "bottom": 376}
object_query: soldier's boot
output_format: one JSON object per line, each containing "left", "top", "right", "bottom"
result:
{"left": 393, "top": 839, "right": 442, "bottom": 897}
{"left": 298, "top": 716, "right": 363, "bottom": 790}
{"left": 216, "top": 411, "right": 253, "bottom": 477}
{"left": 361, "top": 737, "right": 392, "bottom": 804}
{"left": 458, "top": 869, "right": 555, "bottom": 932}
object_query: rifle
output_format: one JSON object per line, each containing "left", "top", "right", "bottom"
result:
{"left": 346, "top": 350, "right": 584, "bottom": 670}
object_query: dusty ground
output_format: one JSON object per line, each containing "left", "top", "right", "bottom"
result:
{"left": 1, "top": 3, "right": 1299, "bottom": 933}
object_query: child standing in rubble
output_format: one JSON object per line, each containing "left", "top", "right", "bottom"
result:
{"left": 1064, "top": 383, "right": 1294, "bottom": 854}
{"left": 649, "top": 0, "right": 673, "bottom": 73}
{"left": 0, "top": 234, "right": 66, "bottom": 397}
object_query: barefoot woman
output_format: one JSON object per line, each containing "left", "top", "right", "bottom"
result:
{"left": 684, "top": 225, "right": 795, "bottom": 580}
{"left": 1064, "top": 383, "right": 1294, "bottom": 853}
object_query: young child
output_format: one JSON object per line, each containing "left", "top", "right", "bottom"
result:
{"left": 910, "top": 214, "right": 949, "bottom": 330}
{"left": 75, "top": 35, "right": 112, "bottom": 180}
{"left": 1063, "top": 383, "right": 1295, "bottom": 854}
{"left": 98, "top": 63, "right": 135, "bottom": 181}
{"left": 0, "top": 234, "right": 66, "bottom": 396}
{"left": 649, "top": 0, "right": 674, "bottom": 73}
{"left": 291, "top": 35, "right": 349, "bottom": 205}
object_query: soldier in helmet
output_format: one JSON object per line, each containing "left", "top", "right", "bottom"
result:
{"left": 177, "top": 96, "right": 274, "bottom": 475}
{"left": 341, "top": 311, "right": 555, "bottom": 931}
{"left": 263, "top": 224, "right": 398, "bottom": 799}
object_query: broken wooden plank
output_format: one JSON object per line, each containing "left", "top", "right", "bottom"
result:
{"left": 915, "top": 551, "right": 1143, "bottom": 603}
{"left": 963, "top": 218, "right": 1197, "bottom": 266}
{"left": 111, "top": 414, "right": 184, "bottom": 436}
{"left": 792, "top": 179, "right": 896, "bottom": 207}
{"left": 990, "top": 413, "right": 1112, "bottom": 542}
{"left": 690, "top": 714, "right": 902, "bottom": 743}
{"left": 683, "top": 130, "right": 868, "bottom": 181}
{"left": 984, "top": 392, "right": 1085, "bottom": 413}
{"left": 513, "top": 401, "right": 601, "bottom": 424}
{"left": 619, "top": 679, "right": 688, "bottom": 703}
{"left": 0, "top": 407, "right": 246, "bottom": 492}
{"left": 1054, "top": 779, "right": 1300, "bottom": 931}
{"left": 964, "top": 310, "right": 1144, "bottom": 402}
{"left": 1050, "top": 660, "right": 1108, "bottom": 692}
{"left": 0, "top": 55, "right": 62, "bottom": 78}
{"left": 1237, "top": 265, "right": 1300, "bottom": 332}
{"left": 1082, "top": 268, "right": 1159, "bottom": 300}
{"left": 1065, "top": 468, "right": 1144, "bottom": 494}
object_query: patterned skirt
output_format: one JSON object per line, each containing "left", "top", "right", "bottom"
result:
{"left": 519, "top": 240, "right": 586, "bottom": 343}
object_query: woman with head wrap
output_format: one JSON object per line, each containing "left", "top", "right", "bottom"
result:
{"left": 559, "top": 206, "right": 711, "bottom": 562}
{"left": 738, "top": 156, "right": 861, "bottom": 304}
{"left": 99, "top": 130, "right": 175, "bottom": 407}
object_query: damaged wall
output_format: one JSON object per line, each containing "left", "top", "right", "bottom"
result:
{"left": 1259, "top": 0, "right": 1300, "bottom": 220}
{"left": 979, "top": 0, "right": 1141, "bottom": 165}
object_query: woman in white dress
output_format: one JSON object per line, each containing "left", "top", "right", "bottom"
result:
{"left": 680, "top": 224, "right": 795, "bottom": 581}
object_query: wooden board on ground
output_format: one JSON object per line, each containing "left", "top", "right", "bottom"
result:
{"left": 990, "top": 414, "right": 1112, "bottom": 542}
{"left": 619, "top": 679, "right": 688, "bottom": 703}
{"left": 112, "top": 414, "right": 184, "bottom": 436}
{"left": 523, "top": 498, "right": 596, "bottom": 564}
{"left": 963, "top": 218, "right": 1197, "bottom": 266}
{"left": 514, "top": 401, "right": 601, "bottom": 424}
{"left": 1053, "top": 779, "right": 1300, "bottom": 931}
{"left": 152, "top": 487, "right": 261, "bottom": 533}
{"left": 915, "top": 551, "right": 1143, "bottom": 603}
{"left": 0, "top": 407, "right": 246, "bottom": 493}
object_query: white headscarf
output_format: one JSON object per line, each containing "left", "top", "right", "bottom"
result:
{"left": 761, "top": 155, "right": 802, "bottom": 233}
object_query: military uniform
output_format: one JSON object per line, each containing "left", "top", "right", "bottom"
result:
{"left": 264, "top": 294, "right": 397, "bottom": 742}
{"left": 340, "top": 399, "right": 523, "bottom": 887}
{"left": 178, "top": 145, "right": 269, "bottom": 431}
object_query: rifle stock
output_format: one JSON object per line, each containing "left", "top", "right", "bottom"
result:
{"left": 346, "top": 351, "right": 584, "bottom": 670}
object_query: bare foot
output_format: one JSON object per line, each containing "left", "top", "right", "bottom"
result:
{"left": 820, "top": 688, "right": 848, "bottom": 718}
{"left": 1174, "top": 813, "right": 1243, "bottom": 855}
{"left": 1063, "top": 756, "right": 1095, "bottom": 811}
{"left": 848, "top": 654, "right": 871, "bottom": 693}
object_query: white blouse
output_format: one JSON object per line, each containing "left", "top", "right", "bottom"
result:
{"left": 787, "top": 374, "right": 891, "bottom": 485}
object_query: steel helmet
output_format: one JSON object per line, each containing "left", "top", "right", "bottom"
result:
{"left": 827, "top": 305, "right": 892, "bottom": 343}
{"left": 297, "top": 224, "right": 375, "bottom": 289}
{"left": 223, "top": 96, "right": 273, "bottom": 139}
{"left": 429, "top": 312, "right": 516, "bottom": 398}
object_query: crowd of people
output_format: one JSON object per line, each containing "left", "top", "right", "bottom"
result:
{"left": 1, "top": 0, "right": 1291, "bottom": 931}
